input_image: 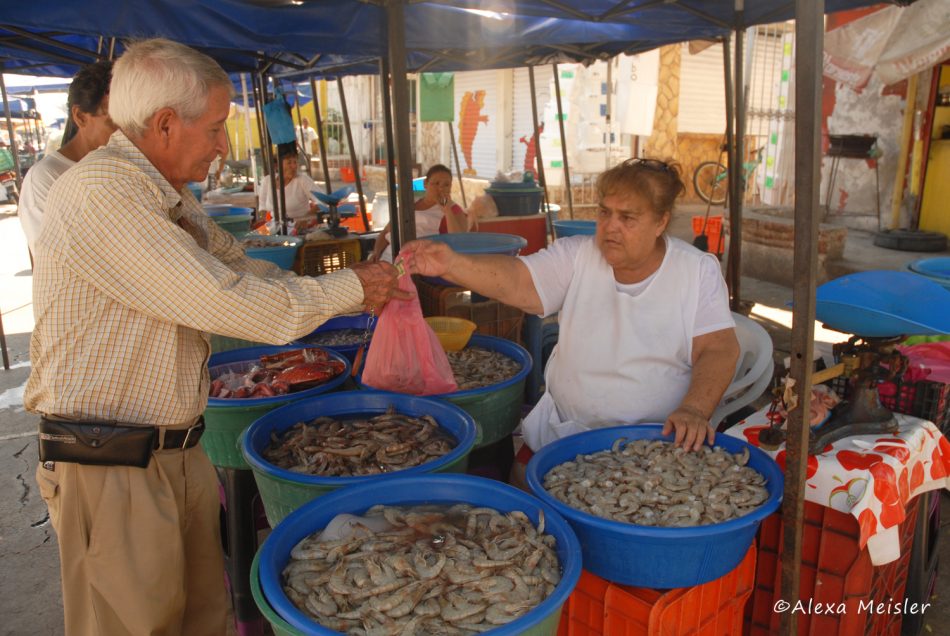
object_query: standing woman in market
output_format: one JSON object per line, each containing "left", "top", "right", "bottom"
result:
{"left": 370, "top": 163, "right": 469, "bottom": 262}
{"left": 18, "top": 60, "right": 116, "bottom": 254}
{"left": 258, "top": 142, "right": 320, "bottom": 231}
{"left": 26, "top": 38, "right": 404, "bottom": 636}
{"left": 402, "top": 158, "right": 739, "bottom": 468}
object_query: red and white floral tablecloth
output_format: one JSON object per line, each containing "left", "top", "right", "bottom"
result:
{"left": 727, "top": 407, "right": 950, "bottom": 565}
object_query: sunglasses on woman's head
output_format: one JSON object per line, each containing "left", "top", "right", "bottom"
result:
{"left": 624, "top": 158, "right": 672, "bottom": 172}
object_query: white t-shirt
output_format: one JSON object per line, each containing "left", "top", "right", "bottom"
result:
{"left": 258, "top": 173, "right": 318, "bottom": 220}
{"left": 18, "top": 150, "right": 75, "bottom": 253}
{"left": 519, "top": 234, "right": 733, "bottom": 336}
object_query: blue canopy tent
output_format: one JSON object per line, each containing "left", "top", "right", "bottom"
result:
{"left": 0, "top": 3, "right": 901, "bottom": 632}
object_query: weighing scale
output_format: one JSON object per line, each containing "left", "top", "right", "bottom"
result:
{"left": 759, "top": 271, "right": 950, "bottom": 454}
{"left": 312, "top": 186, "right": 357, "bottom": 238}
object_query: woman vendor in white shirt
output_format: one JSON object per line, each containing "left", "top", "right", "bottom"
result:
{"left": 258, "top": 144, "right": 319, "bottom": 230}
{"left": 369, "top": 163, "right": 469, "bottom": 263}
{"left": 402, "top": 158, "right": 740, "bottom": 464}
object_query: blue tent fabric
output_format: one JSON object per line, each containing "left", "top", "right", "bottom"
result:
{"left": 0, "top": 0, "right": 887, "bottom": 79}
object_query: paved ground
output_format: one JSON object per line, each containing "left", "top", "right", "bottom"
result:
{"left": 0, "top": 201, "right": 947, "bottom": 634}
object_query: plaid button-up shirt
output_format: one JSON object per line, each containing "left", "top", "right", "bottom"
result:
{"left": 25, "top": 131, "right": 363, "bottom": 427}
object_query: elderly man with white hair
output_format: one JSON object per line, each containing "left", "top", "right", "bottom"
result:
{"left": 26, "top": 38, "right": 403, "bottom": 635}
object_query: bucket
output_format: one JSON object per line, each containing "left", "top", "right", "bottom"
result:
{"left": 257, "top": 474, "right": 581, "bottom": 636}
{"left": 552, "top": 220, "right": 596, "bottom": 238}
{"left": 907, "top": 257, "right": 950, "bottom": 291}
{"left": 359, "top": 335, "right": 532, "bottom": 448}
{"left": 251, "top": 553, "right": 301, "bottom": 636}
{"left": 202, "top": 346, "right": 350, "bottom": 468}
{"left": 241, "top": 391, "right": 478, "bottom": 525}
{"left": 203, "top": 204, "right": 254, "bottom": 236}
{"left": 242, "top": 235, "right": 303, "bottom": 270}
{"left": 692, "top": 215, "right": 725, "bottom": 256}
{"left": 525, "top": 424, "right": 783, "bottom": 588}
{"left": 293, "top": 313, "right": 374, "bottom": 363}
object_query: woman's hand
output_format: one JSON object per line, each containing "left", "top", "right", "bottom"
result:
{"left": 399, "top": 239, "right": 456, "bottom": 278}
{"left": 662, "top": 405, "right": 715, "bottom": 452}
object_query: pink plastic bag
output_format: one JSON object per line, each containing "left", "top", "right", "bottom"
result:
{"left": 361, "top": 270, "right": 458, "bottom": 396}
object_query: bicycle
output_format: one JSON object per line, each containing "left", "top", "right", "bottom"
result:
{"left": 692, "top": 145, "right": 765, "bottom": 206}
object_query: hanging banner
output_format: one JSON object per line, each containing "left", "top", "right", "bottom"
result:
{"left": 614, "top": 49, "right": 660, "bottom": 137}
{"left": 419, "top": 73, "right": 455, "bottom": 122}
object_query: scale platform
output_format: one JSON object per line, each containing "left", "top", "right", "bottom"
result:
{"left": 814, "top": 271, "right": 950, "bottom": 338}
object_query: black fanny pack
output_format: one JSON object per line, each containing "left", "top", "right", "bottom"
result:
{"left": 39, "top": 419, "right": 157, "bottom": 468}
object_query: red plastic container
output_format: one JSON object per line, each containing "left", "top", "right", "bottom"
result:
{"left": 558, "top": 544, "right": 756, "bottom": 635}
{"left": 692, "top": 215, "right": 725, "bottom": 256}
{"left": 745, "top": 496, "right": 920, "bottom": 636}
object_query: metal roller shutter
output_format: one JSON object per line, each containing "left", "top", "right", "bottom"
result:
{"left": 679, "top": 42, "right": 727, "bottom": 134}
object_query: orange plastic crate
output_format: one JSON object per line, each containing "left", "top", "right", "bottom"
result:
{"left": 745, "top": 496, "right": 920, "bottom": 636}
{"left": 558, "top": 543, "right": 756, "bottom": 636}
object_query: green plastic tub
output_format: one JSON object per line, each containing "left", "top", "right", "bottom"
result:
{"left": 360, "top": 335, "right": 532, "bottom": 448}
{"left": 202, "top": 345, "right": 350, "bottom": 468}
{"left": 241, "top": 391, "right": 478, "bottom": 525}
{"left": 203, "top": 204, "right": 254, "bottom": 237}
{"left": 257, "top": 474, "right": 579, "bottom": 636}
{"left": 251, "top": 553, "right": 300, "bottom": 636}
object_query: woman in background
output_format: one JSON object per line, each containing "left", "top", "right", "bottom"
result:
{"left": 18, "top": 60, "right": 116, "bottom": 254}
{"left": 370, "top": 164, "right": 468, "bottom": 262}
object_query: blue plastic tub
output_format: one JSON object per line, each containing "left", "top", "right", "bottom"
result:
{"left": 907, "top": 257, "right": 950, "bottom": 291}
{"left": 552, "top": 219, "right": 596, "bottom": 238}
{"left": 202, "top": 345, "right": 350, "bottom": 468}
{"left": 812, "top": 270, "right": 950, "bottom": 337}
{"left": 294, "top": 312, "right": 374, "bottom": 362}
{"left": 186, "top": 182, "right": 203, "bottom": 202}
{"left": 419, "top": 232, "right": 528, "bottom": 286}
{"left": 203, "top": 204, "right": 255, "bottom": 236}
{"left": 243, "top": 235, "right": 303, "bottom": 270}
{"left": 525, "top": 424, "right": 783, "bottom": 588}
{"left": 242, "top": 391, "right": 478, "bottom": 525}
{"left": 359, "top": 334, "right": 532, "bottom": 447}
{"left": 257, "top": 474, "right": 581, "bottom": 636}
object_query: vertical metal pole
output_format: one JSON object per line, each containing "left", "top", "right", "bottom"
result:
{"left": 387, "top": 0, "right": 417, "bottom": 254}
{"left": 309, "top": 76, "right": 333, "bottom": 194}
{"left": 605, "top": 58, "right": 613, "bottom": 172}
{"left": 732, "top": 13, "right": 746, "bottom": 311}
{"left": 293, "top": 86, "right": 312, "bottom": 177}
{"left": 552, "top": 64, "right": 574, "bottom": 219}
{"left": 337, "top": 77, "right": 370, "bottom": 232}
{"left": 528, "top": 66, "right": 553, "bottom": 241}
{"left": 780, "top": 3, "right": 823, "bottom": 635}
{"left": 0, "top": 311, "right": 9, "bottom": 370}
{"left": 448, "top": 125, "right": 467, "bottom": 208}
{"left": 240, "top": 74, "right": 257, "bottom": 192}
{"left": 0, "top": 72, "right": 24, "bottom": 188}
{"left": 723, "top": 36, "right": 740, "bottom": 310}
{"left": 380, "top": 58, "right": 400, "bottom": 250}
{"left": 257, "top": 73, "right": 281, "bottom": 229}
{"left": 252, "top": 72, "right": 271, "bottom": 178}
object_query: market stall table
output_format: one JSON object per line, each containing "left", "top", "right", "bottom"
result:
{"left": 729, "top": 407, "right": 949, "bottom": 565}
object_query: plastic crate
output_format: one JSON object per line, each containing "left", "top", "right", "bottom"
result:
{"left": 745, "top": 496, "right": 921, "bottom": 636}
{"left": 559, "top": 544, "right": 756, "bottom": 636}
{"left": 413, "top": 275, "right": 524, "bottom": 344}
{"left": 691, "top": 215, "right": 725, "bottom": 256}
{"left": 293, "top": 237, "right": 361, "bottom": 277}
{"left": 827, "top": 374, "right": 949, "bottom": 435}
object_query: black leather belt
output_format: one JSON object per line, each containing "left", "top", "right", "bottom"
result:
{"left": 155, "top": 418, "right": 205, "bottom": 450}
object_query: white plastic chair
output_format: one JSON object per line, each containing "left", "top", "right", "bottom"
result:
{"left": 710, "top": 312, "right": 775, "bottom": 429}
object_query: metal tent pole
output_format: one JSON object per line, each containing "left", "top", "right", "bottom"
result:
{"left": 528, "top": 65, "right": 553, "bottom": 242}
{"left": 240, "top": 74, "right": 257, "bottom": 193}
{"left": 380, "top": 58, "right": 400, "bottom": 251}
{"left": 731, "top": 14, "right": 746, "bottom": 312}
{"left": 337, "top": 77, "right": 370, "bottom": 232}
{"left": 0, "top": 71, "right": 24, "bottom": 190}
{"left": 386, "top": 0, "right": 417, "bottom": 255}
{"left": 256, "top": 73, "right": 282, "bottom": 230}
{"left": 552, "top": 63, "right": 574, "bottom": 219}
{"left": 448, "top": 125, "right": 467, "bottom": 208}
{"left": 293, "top": 85, "right": 312, "bottom": 177}
{"left": 722, "top": 36, "right": 738, "bottom": 305}
{"left": 309, "top": 76, "right": 333, "bottom": 194}
{"left": 780, "top": 3, "right": 824, "bottom": 634}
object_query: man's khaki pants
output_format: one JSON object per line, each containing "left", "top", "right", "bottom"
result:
{"left": 36, "top": 446, "right": 228, "bottom": 636}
